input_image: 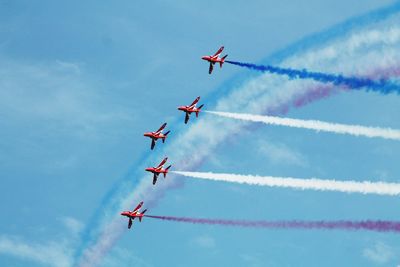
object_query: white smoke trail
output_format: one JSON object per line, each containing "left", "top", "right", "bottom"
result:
{"left": 173, "top": 171, "right": 400, "bottom": 196}
{"left": 205, "top": 111, "right": 400, "bottom": 140}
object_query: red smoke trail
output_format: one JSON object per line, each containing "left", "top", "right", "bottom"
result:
{"left": 145, "top": 215, "right": 400, "bottom": 233}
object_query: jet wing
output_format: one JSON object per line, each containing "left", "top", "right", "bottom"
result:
{"left": 209, "top": 63, "right": 213, "bottom": 74}
{"left": 190, "top": 96, "right": 200, "bottom": 106}
{"left": 151, "top": 139, "right": 156, "bottom": 150}
{"left": 184, "top": 113, "right": 190, "bottom": 124}
{"left": 156, "top": 123, "right": 167, "bottom": 133}
{"left": 133, "top": 201, "right": 144, "bottom": 212}
{"left": 157, "top": 157, "right": 168, "bottom": 168}
{"left": 152, "top": 174, "right": 158, "bottom": 185}
{"left": 128, "top": 218, "right": 133, "bottom": 229}
{"left": 212, "top": 46, "right": 224, "bottom": 57}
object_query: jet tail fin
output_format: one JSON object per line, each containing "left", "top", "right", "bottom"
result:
{"left": 196, "top": 104, "right": 204, "bottom": 117}
{"left": 162, "top": 131, "right": 170, "bottom": 143}
{"left": 220, "top": 55, "right": 228, "bottom": 67}
{"left": 164, "top": 165, "right": 171, "bottom": 177}
{"left": 139, "top": 209, "right": 147, "bottom": 222}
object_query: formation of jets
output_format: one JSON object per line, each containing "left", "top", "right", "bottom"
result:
{"left": 122, "top": 47, "right": 226, "bottom": 228}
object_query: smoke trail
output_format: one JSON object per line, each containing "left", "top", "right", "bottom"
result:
{"left": 145, "top": 215, "right": 400, "bottom": 233}
{"left": 225, "top": 60, "right": 400, "bottom": 94}
{"left": 172, "top": 171, "right": 400, "bottom": 196}
{"left": 75, "top": 3, "right": 400, "bottom": 266}
{"left": 205, "top": 111, "right": 400, "bottom": 140}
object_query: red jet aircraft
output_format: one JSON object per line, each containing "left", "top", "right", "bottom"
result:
{"left": 143, "top": 122, "right": 170, "bottom": 150}
{"left": 201, "top": 46, "right": 228, "bottom": 74}
{"left": 120, "top": 201, "right": 147, "bottom": 229}
{"left": 178, "top": 96, "right": 204, "bottom": 124}
{"left": 145, "top": 157, "right": 171, "bottom": 185}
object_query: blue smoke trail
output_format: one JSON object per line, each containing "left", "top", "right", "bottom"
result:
{"left": 226, "top": 60, "right": 399, "bottom": 94}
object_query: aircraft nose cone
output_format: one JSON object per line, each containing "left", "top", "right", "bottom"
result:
{"left": 201, "top": 56, "right": 207, "bottom": 60}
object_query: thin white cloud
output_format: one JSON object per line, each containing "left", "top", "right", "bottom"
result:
{"left": 240, "top": 253, "right": 263, "bottom": 267}
{"left": 0, "top": 216, "right": 83, "bottom": 267}
{"left": 55, "top": 60, "right": 83, "bottom": 75}
{"left": 0, "top": 58, "right": 135, "bottom": 140}
{"left": 192, "top": 235, "right": 216, "bottom": 249}
{"left": 60, "top": 216, "right": 84, "bottom": 236}
{"left": 256, "top": 140, "right": 308, "bottom": 167}
{"left": 0, "top": 236, "right": 72, "bottom": 267}
{"left": 363, "top": 242, "right": 395, "bottom": 264}
{"left": 98, "top": 247, "right": 152, "bottom": 267}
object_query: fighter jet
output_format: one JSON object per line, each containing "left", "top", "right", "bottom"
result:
{"left": 120, "top": 201, "right": 147, "bottom": 229}
{"left": 178, "top": 96, "right": 204, "bottom": 124}
{"left": 145, "top": 157, "right": 171, "bottom": 185}
{"left": 143, "top": 122, "right": 170, "bottom": 150}
{"left": 201, "top": 46, "right": 228, "bottom": 74}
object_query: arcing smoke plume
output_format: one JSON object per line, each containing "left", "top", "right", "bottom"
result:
{"left": 172, "top": 171, "right": 400, "bottom": 196}
{"left": 205, "top": 111, "right": 400, "bottom": 140}
{"left": 145, "top": 215, "right": 400, "bottom": 233}
{"left": 226, "top": 60, "right": 400, "bottom": 94}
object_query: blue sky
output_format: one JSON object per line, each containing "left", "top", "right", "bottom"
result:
{"left": 1, "top": 1, "right": 400, "bottom": 267}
